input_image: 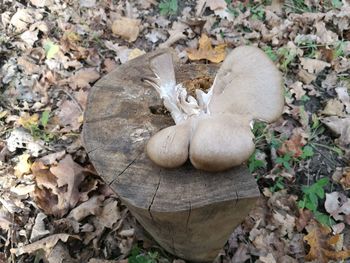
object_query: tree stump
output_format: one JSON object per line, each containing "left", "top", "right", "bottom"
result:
{"left": 83, "top": 49, "right": 260, "bottom": 262}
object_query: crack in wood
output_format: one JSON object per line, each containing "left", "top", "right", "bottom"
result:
{"left": 148, "top": 169, "right": 162, "bottom": 222}
{"left": 85, "top": 113, "right": 122, "bottom": 124}
{"left": 185, "top": 201, "right": 192, "bottom": 231}
{"left": 108, "top": 157, "right": 138, "bottom": 186}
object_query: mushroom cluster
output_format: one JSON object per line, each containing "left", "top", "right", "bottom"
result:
{"left": 145, "top": 46, "right": 284, "bottom": 172}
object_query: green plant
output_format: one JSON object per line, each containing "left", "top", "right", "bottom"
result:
{"left": 251, "top": 5, "right": 265, "bottom": 20}
{"left": 298, "top": 178, "right": 334, "bottom": 226}
{"left": 276, "top": 153, "right": 293, "bottom": 170}
{"left": 270, "top": 177, "right": 285, "bottom": 192}
{"left": 284, "top": 0, "right": 311, "bottom": 13}
{"left": 295, "top": 38, "right": 317, "bottom": 58}
{"left": 248, "top": 150, "right": 267, "bottom": 173}
{"left": 331, "top": 0, "right": 343, "bottom": 9}
{"left": 128, "top": 246, "right": 159, "bottom": 263}
{"left": 333, "top": 41, "right": 346, "bottom": 58}
{"left": 300, "top": 145, "right": 314, "bottom": 159}
{"left": 263, "top": 46, "right": 278, "bottom": 62}
{"left": 159, "top": 0, "right": 178, "bottom": 16}
{"left": 28, "top": 111, "right": 54, "bottom": 142}
{"left": 277, "top": 47, "right": 297, "bottom": 71}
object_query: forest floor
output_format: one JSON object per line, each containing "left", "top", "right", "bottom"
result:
{"left": 1, "top": 0, "right": 350, "bottom": 262}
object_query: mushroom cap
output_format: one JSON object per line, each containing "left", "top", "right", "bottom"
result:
{"left": 189, "top": 114, "right": 255, "bottom": 172}
{"left": 146, "top": 122, "right": 191, "bottom": 168}
{"left": 209, "top": 46, "right": 284, "bottom": 123}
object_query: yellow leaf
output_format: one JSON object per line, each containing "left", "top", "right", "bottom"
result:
{"left": 187, "top": 34, "right": 226, "bottom": 63}
{"left": 304, "top": 220, "right": 350, "bottom": 263}
{"left": 18, "top": 113, "right": 39, "bottom": 129}
{"left": 128, "top": 48, "right": 146, "bottom": 61}
{"left": 14, "top": 153, "right": 32, "bottom": 177}
{"left": 0, "top": 111, "right": 8, "bottom": 119}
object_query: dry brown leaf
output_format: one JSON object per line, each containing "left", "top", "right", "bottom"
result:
{"left": 30, "top": 212, "right": 50, "bottom": 242}
{"left": 278, "top": 130, "right": 307, "bottom": 158}
{"left": 322, "top": 116, "right": 350, "bottom": 146}
{"left": 289, "top": 81, "right": 306, "bottom": 101}
{"left": 17, "top": 56, "right": 41, "bottom": 74}
{"left": 112, "top": 17, "right": 140, "bottom": 42}
{"left": 304, "top": 220, "right": 350, "bottom": 263}
{"left": 57, "top": 99, "right": 82, "bottom": 132}
{"left": 296, "top": 209, "right": 313, "bottom": 232}
{"left": 33, "top": 155, "right": 96, "bottom": 217}
{"left": 206, "top": 0, "right": 227, "bottom": 11}
{"left": 300, "top": 58, "right": 330, "bottom": 74}
{"left": 325, "top": 192, "right": 350, "bottom": 221}
{"left": 297, "top": 69, "right": 316, "bottom": 84}
{"left": 322, "top": 99, "right": 346, "bottom": 116}
{"left": 30, "top": 0, "right": 53, "bottom": 7}
{"left": 10, "top": 234, "right": 78, "bottom": 256}
{"left": 10, "top": 9, "right": 35, "bottom": 32}
{"left": 340, "top": 168, "right": 350, "bottom": 190}
{"left": 50, "top": 155, "right": 85, "bottom": 209}
{"left": 187, "top": 34, "right": 226, "bottom": 63}
{"left": 67, "top": 68, "right": 100, "bottom": 90}
{"left": 67, "top": 195, "right": 104, "bottom": 221}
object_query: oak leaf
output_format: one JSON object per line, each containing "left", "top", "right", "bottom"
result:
{"left": 304, "top": 220, "right": 350, "bottom": 263}
{"left": 187, "top": 34, "right": 226, "bottom": 63}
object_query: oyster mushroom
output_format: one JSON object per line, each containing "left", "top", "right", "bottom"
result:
{"left": 144, "top": 46, "right": 284, "bottom": 172}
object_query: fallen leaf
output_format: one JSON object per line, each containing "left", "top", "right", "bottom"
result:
{"left": 10, "top": 234, "right": 77, "bottom": 256}
{"left": 99, "top": 198, "right": 121, "bottom": 229}
{"left": 300, "top": 58, "right": 330, "bottom": 74}
{"left": 14, "top": 153, "right": 32, "bottom": 177}
{"left": 336, "top": 87, "right": 350, "bottom": 113}
{"left": 6, "top": 129, "right": 45, "bottom": 157}
{"left": 39, "top": 151, "right": 66, "bottom": 165}
{"left": 322, "top": 116, "right": 350, "bottom": 146}
{"left": 340, "top": 168, "right": 350, "bottom": 190}
{"left": 325, "top": 192, "right": 350, "bottom": 221}
{"left": 112, "top": 17, "right": 140, "bottom": 42}
{"left": 30, "top": 213, "right": 50, "bottom": 242}
{"left": 33, "top": 155, "right": 96, "bottom": 217}
{"left": 289, "top": 81, "right": 306, "bottom": 100}
{"left": 159, "top": 21, "right": 188, "bottom": 48}
{"left": 10, "top": 9, "right": 35, "bottom": 32}
{"left": 128, "top": 48, "right": 146, "bottom": 61}
{"left": 56, "top": 99, "right": 82, "bottom": 131}
{"left": 187, "top": 34, "right": 226, "bottom": 63}
{"left": 304, "top": 220, "right": 350, "bottom": 263}
{"left": 65, "top": 68, "right": 100, "bottom": 89}
{"left": 50, "top": 155, "right": 85, "bottom": 210}
{"left": 17, "top": 56, "right": 41, "bottom": 74}
{"left": 297, "top": 69, "right": 316, "bottom": 84}
{"left": 44, "top": 40, "right": 60, "bottom": 59}
{"left": 17, "top": 113, "right": 39, "bottom": 129}
{"left": 79, "top": 0, "right": 96, "bottom": 8}
{"left": 322, "top": 99, "right": 346, "bottom": 116}
{"left": 30, "top": 0, "right": 53, "bottom": 7}
{"left": 206, "top": 0, "right": 227, "bottom": 11}
{"left": 278, "top": 129, "right": 307, "bottom": 158}
{"left": 67, "top": 195, "right": 104, "bottom": 221}
{"left": 20, "top": 30, "right": 38, "bottom": 46}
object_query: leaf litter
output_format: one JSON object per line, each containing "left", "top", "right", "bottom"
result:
{"left": 0, "top": 0, "right": 350, "bottom": 262}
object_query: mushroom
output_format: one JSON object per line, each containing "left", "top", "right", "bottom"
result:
{"left": 144, "top": 46, "right": 284, "bottom": 172}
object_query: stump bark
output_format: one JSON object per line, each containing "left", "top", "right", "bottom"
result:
{"left": 83, "top": 49, "right": 261, "bottom": 262}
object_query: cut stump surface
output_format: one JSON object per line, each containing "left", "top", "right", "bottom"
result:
{"left": 83, "top": 49, "right": 260, "bottom": 262}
